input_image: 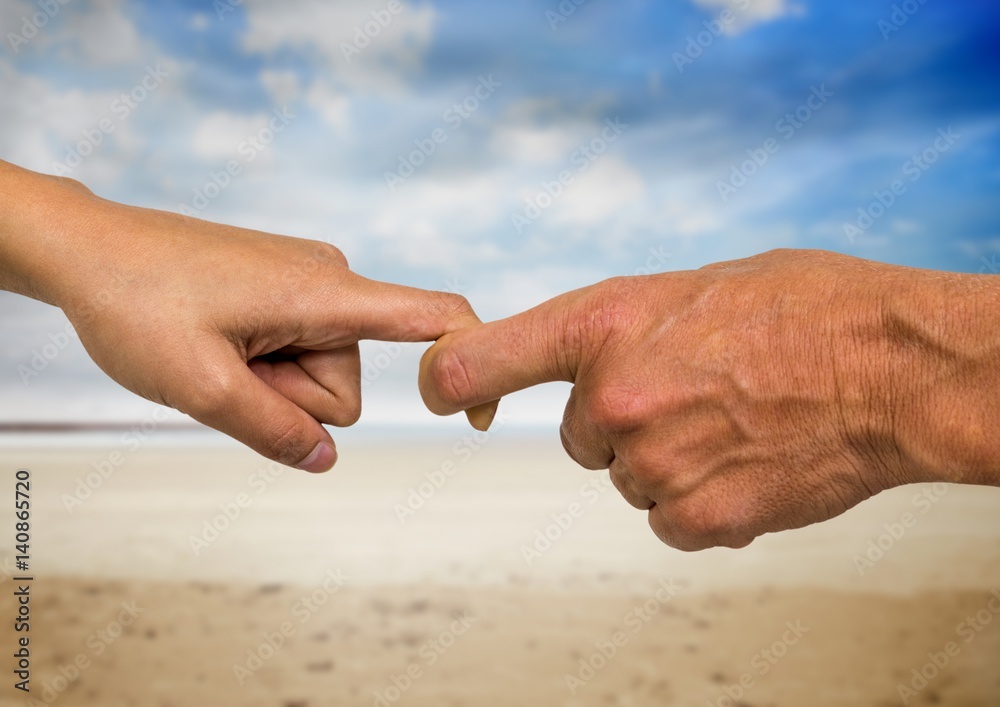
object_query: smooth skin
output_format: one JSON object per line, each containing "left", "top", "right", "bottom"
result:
{"left": 0, "top": 159, "right": 489, "bottom": 472}
{"left": 420, "top": 250, "right": 1000, "bottom": 550}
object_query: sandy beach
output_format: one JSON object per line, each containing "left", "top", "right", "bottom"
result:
{"left": 1, "top": 433, "right": 999, "bottom": 706}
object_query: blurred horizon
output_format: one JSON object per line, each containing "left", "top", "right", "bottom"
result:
{"left": 1, "top": 0, "right": 998, "bottom": 425}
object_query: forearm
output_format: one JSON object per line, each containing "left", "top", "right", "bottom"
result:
{"left": 887, "top": 267, "right": 1000, "bottom": 486}
{"left": 0, "top": 159, "right": 102, "bottom": 308}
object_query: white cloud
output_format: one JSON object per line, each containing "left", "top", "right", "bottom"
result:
{"left": 370, "top": 174, "right": 508, "bottom": 268}
{"left": 548, "top": 157, "right": 646, "bottom": 227}
{"left": 0, "top": 59, "right": 131, "bottom": 180}
{"left": 190, "top": 13, "right": 209, "bottom": 31}
{"left": 955, "top": 238, "right": 1000, "bottom": 263}
{"left": 3, "top": 0, "right": 163, "bottom": 84}
{"left": 306, "top": 80, "right": 351, "bottom": 134}
{"left": 0, "top": 1, "right": 33, "bottom": 36}
{"left": 3, "top": 1, "right": 975, "bottom": 428}
{"left": 191, "top": 110, "right": 270, "bottom": 160}
{"left": 69, "top": 0, "right": 142, "bottom": 65}
{"left": 891, "top": 219, "right": 921, "bottom": 235}
{"left": 490, "top": 125, "right": 581, "bottom": 164}
{"left": 261, "top": 69, "right": 302, "bottom": 107}
{"left": 0, "top": 0, "right": 173, "bottom": 188}
{"left": 659, "top": 194, "right": 724, "bottom": 237}
{"left": 242, "top": 0, "right": 436, "bottom": 92}
{"left": 692, "top": 0, "right": 804, "bottom": 35}
{"left": 488, "top": 265, "right": 607, "bottom": 315}
{"left": 8, "top": 0, "right": 145, "bottom": 66}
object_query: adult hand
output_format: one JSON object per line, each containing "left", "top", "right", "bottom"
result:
{"left": 419, "top": 249, "right": 1000, "bottom": 550}
{"left": 1, "top": 162, "right": 482, "bottom": 472}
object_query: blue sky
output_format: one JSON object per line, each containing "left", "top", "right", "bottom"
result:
{"left": 1, "top": 0, "right": 998, "bottom": 426}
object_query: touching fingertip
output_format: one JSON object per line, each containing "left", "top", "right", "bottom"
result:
{"left": 295, "top": 441, "right": 338, "bottom": 473}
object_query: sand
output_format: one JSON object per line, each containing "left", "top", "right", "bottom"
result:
{"left": 1, "top": 434, "right": 999, "bottom": 706}
{"left": 3, "top": 579, "right": 1000, "bottom": 707}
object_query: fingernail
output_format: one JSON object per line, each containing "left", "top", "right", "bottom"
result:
{"left": 465, "top": 400, "right": 499, "bottom": 432}
{"left": 296, "top": 441, "right": 337, "bottom": 473}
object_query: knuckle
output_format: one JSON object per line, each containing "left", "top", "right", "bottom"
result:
{"left": 428, "top": 343, "right": 476, "bottom": 409}
{"left": 648, "top": 509, "right": 698, "bottom": 552}
{"left": 559, "top": 391, "right": 583, "bottom": 459}
{"left": 585, "top": 384, "right": 650, "bottom": 433}
{"left": 565, "top": 276, "right": 643, "bottom": 375}
{"left": 583, "top": 277, "right": 638, "bottom": 338}
{"left": 46, "top": 174, "right": 94, "bottom": 196}
{"left": 651, "top": 517, "right": 712, "bottom": 553}
{"left": 623, "top": 452, "right": 662, "bottom": 488}
{"left": 560, "top": 278, "right": 630, "bottom": 360}
{"left": 660, "top": 488, "right": 755, "bottom": 551}
{"left": 592, "top": 275, "right": 636, "bottom": 301}
{"left": 664, "top": 492, "right": 731, "bottom": 550}
{"left": 559, "top": 421, "right": 606, "bottom": 470}
{"left": 261, "top": 417, "right": 310, "bottom": 465}
{"left": 558, "top": 423, "right": 580, "bottom": 465}
{"left": 314, "top": 241, "right": 349, "bottom": 269}
{"left": 608, "top": 463, "right": 640, "bottom": 503}
{"left": 62, "top": 177, "right": 93, "bottom": 195}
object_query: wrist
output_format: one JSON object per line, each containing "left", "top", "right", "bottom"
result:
{"left": 0, "top": 161, "right": 105, "bottom": 309}
{"left": 881, "top": 266, "right": 1000, "bottom": 486}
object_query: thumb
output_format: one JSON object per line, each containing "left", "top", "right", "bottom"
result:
{"left": 183, "top": 346, "right": 337, "bottom": 473}
{"left": 419, "top": 290, "right": 584, "bottom": 419}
